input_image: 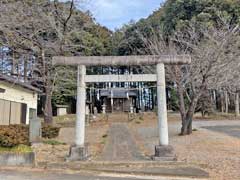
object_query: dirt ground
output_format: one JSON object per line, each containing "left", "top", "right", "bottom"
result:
{"left": 33, "top": 113, "right": 240, "bottom": 180}
{"left": 33, "top": 117, "right": 109, "bottom": 164}
{"left": 129, "top": 112, "right": 240, "bottom": 180}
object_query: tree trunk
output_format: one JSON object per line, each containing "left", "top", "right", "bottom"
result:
{"left": 24, "top": 57, "right": 28, "bottom": 82}
{"left": 181, "top": 113, "right": 193, "bottom": 135}
{"left": 177, "top": 85, "right": 188, "bottom": 135}
{"left": 180, "top": 96, "right": 198, "bottom": 135}
{"left": 44, "top": 87, "right": 53, "bottom": 124}
{"left": 225, "top": 91, "right": 229, "bottom": 114}
{"left": 235, "top": 92, "right": 239, "bottom": 117}
{"left": 221, "top": 92, "right": 225, "bottom": 113}
{"left": 180, "top": 114, "right": 193, "bottom": 135}
{"left": 41, "top": 49, "right": 53, "bottom": 124}
{"left": 176, "top": 85, "right": 192, "bottom": 135}
{"left": 11, "top": 52, "right": 16, "bottom": 76}
{"left": 177, "top": 85, "right": 186, "bottom": 122}
{"left": 212, "top": 90, "right": 217, "bottom": 111}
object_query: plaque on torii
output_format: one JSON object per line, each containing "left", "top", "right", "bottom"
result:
{"left": 53, "top": 55, "right": 191, "bottom": 161}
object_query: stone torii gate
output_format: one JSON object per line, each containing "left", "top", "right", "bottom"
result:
{"left": 53, "top": 55, "right": 191, "bottom": 161}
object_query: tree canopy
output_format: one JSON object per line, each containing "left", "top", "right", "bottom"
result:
{"left": 113, "top": 0, "right": 240, "bottom": 55}
{"left": 0, "top": 0, "right": 240, "bottom": 130}
{"left": 111, "top": 0, "right": 240, "bottom": 134}
{"left": 0, "top": 0, "right": 112, "bottom": 122}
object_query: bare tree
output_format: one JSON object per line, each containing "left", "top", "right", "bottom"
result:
{"left": 141, "top": 22, "right": 240, "bottom": 135}
{"left": 0, "top": 0, "right": 78, "bottom": 123}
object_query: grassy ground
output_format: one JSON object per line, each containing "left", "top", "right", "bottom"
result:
{"left": 43, "top": 139, "right": 66, "bottom": 145}
{"left": 0, "top": 145, "right": 32, "bottom": 153}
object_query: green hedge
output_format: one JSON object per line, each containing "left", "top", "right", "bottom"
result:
{"left": 0, "top": 124, "right": 60, "bottom": 148}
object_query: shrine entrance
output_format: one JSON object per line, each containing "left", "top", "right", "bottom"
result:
{"left": 100, "top": 88, "right": 137, "bottom": 113}
{"left": 53, "top": 55, "right": 191, "bottom": 161}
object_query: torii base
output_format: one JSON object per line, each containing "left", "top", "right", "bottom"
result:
{"left": 66, "top": 145, "right": 88, "bottom": 162}
{"left": 152, "top": 145, "right": 177, "bottom": 161}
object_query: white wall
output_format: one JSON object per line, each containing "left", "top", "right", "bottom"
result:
{"left": 0, "top": 82, "right": 38, "bottom": 124}
{"left": 57, "top": 107, "right": 67, "bottom": 116}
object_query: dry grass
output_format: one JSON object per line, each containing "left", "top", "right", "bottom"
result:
{"left": 33, "top": 116, "right": 109, "bottom": 164}
{"left": 194, "top": 112, "right": 240, "bottom": 121}
{"left": 35, "top": 113, "right": 240, "bottom": 180}
{"left": 128, "top": 112, "right": 240, "bottom": 180}
{"left": 172, "top": 129, "right": 240, "bottom": 180}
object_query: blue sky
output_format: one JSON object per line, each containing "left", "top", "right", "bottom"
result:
{"left": 81, "top": 0, "right": 164, "bottom": 30}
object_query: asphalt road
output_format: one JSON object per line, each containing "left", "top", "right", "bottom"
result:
{"left": 0, "top": 172, "right": 129, "bottom": 180}
{"left": 0, "top": 170, "right": 171, "bottom": 180}
{"left": 0, "top": 169, "right": 197, "bottom": 180}
{"left": 202, "top": 125, "right": 240, "bottom": 138}
{"left": 0, "top": 171, "right": 129, "bottom": 180}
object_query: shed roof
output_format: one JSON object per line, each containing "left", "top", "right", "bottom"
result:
{"left": 100, "top": 89, "right": 137, "bottom": 99}
{"left": 0, "top": 74, "right": 41, "bottom": 93}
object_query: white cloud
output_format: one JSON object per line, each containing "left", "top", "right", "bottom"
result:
{"left": 80, "top": 0, "right": 163, "bottom": 30}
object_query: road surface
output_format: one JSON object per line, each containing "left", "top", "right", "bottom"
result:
{"left": 0, "top": 169, "right": 188, "bottom": 180}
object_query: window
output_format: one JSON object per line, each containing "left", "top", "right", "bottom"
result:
{"left": 0, "top": 88, "right": 5, "bottom": 93}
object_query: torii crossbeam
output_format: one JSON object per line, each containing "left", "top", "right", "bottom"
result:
{"left": 53, "top": 55, "right": 191, "bottom": 161}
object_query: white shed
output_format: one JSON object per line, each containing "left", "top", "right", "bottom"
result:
{"left": 0, "top": 74, "right": 40, "bottom": 125}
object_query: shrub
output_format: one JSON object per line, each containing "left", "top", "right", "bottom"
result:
{"left": 0, "top": 125, "right": 29, "bottom": 147}
{"left": 0, "top": 124, "right": 60, "bottom": 148}
{"left": 42, "top": 124, "right": 60, "bottom": 139}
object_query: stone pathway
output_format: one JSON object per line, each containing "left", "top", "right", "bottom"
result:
{"left": 99, "top": 123, "right": 145, "bottom": 161}
{"left": 107, "top": 113, "right": 129, "bottom": 122}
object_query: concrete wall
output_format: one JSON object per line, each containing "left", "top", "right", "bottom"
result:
{"left": 0, "top": 82, "right": 38, "bottom": 124}
{"left": 0, "top": 152, "right": 35, "bottom": 166}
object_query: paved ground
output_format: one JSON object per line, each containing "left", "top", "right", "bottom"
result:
{"left": 129, "top": 117, "right": 240, "bottom": 180}
{"left": 136, "top": 120, "right": 240, "bottom": 144}
{"left": 202, "top": 125, "right": 240, "bottom": 138}
{"left": 0, "top": 169, "right": 201, "bottom": 180}
{"left": 99, "top": 123, "right": 145, "bottom": 161}
{"left": 0, "top": 170, "right": 148, "bottom": 180}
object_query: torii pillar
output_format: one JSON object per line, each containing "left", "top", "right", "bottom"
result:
{"left": 53, "top": 55, "right": 191, "bottom": 161}
{"left": 152, "top": 63, "right": 176, "bottom": 161}
{"left": 67, "top": 65, "right": 88, "bottom": 161}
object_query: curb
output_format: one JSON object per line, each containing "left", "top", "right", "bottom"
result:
{"left": 39, "top": 161, "right": 209, "bottom": 179}
{"left": 0, "top": 152, "right": 35, "bottom": 166}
